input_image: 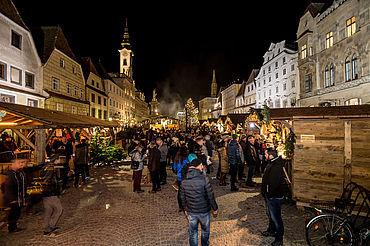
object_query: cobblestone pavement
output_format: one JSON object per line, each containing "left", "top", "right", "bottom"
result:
{"left": 0, "top": 161, "right": 310, "bottom": 246}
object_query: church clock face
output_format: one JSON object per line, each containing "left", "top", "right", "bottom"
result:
{"left": 121, "top": 51, "right": 128, "bottom": 57}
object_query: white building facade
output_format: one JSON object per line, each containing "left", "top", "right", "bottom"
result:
{"left": 256, "top": 41, "right": 299, "bottom": 108}
{"left": 0, "top": 0, "right": 45, "bottom": 107}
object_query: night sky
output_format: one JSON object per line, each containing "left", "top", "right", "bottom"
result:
{"left": 13, "top": 0, "right": 321, "bottom": 113}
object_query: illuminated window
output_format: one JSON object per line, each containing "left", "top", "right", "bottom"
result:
{"left": 326, "top": 31, "right": 333, "bottom": 48}
{"left": 301, "top": 44, "right": 307, "bottom": 59}
{"left": 72, "top": 106, "right": 77, "bottom": 114}
{"left": 66, "top": 83, "right": 72, "bottom": 94}
{"left": 60, "top": 58, "right": 65, "bottom": 68}
{"left": 56, "top": 103, "right": 63, "bottom": 112}
{"left": 352, "top": 54, "right": 358, "bottom": 79}
{"left": 345, "top": 57, "right": 351, "bottom": 81}
{"left": 0, "top": 94, "right": 15, "bottom": 103}
{"left": 27, "top": 99, "right": 38, "bottom": 107}
{"left": 346, "top": 16, "right": 356, "bottom": 37}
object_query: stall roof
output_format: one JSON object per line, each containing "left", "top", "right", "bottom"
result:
{"left": 269, "top": 105, "right": 370, "bottom": 120}
{"left": 0, "top": 102, "right": 118, "bottom": 129}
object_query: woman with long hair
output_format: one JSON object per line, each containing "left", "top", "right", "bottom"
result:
{"left": 173, "top": 143, "right": 189, "bottom": 212}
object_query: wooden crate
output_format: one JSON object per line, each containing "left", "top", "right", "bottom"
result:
{"left": 292, "top": 118, "right": 370, "bottom": 204}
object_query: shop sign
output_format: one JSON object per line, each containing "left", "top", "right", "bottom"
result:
{"left": 300, "top": 134, "right": 315, "bottom": 143}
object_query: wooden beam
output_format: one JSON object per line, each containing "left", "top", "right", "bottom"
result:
{"left": 45, "top": 129, "right": 56, "bottom": 145}
{"left": 35, "top": 129, "right": 46, "bottom": 164}
{"left": 12, "top": 129, "right": 36, "bottom": 150}
{"left": 343, "top": 120, "right": 352, "bottom": 188}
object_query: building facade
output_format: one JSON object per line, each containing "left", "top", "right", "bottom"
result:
{"left": 32, "top": 26, "right": 89, "bottom": 115}
{"left": 81, "top": 57, "right": 108, "bottom": 120}
{"left": 0, "top": 0, "right": 46, "bottom": 107}
{"left": 135, "top": 91, "right": 149, "bottom": 122}
{"left": 256, "top": 41, "right": 299, "bottom": 108}
{"left": 297, "top": 0, "right": 370, "bottom": 106}
{"left": 221, "top": 82, "right": 241, "bottom": 115}
{"left": 199, "top": 97, "right": 217, "bottom": 120}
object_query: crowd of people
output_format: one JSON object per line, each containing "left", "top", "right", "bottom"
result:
{"left": 1, "top": 126, "right": 286, "bottom": 245}
{"left": 127, "top": 126, "right": 286, "bottom": 246}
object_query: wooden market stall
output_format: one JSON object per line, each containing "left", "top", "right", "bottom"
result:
{"left": 0, "top": 102, "right": 118, "bottom": 207}
{"left": 143, "top": 115, "right": 183, "bottom": 131}
{"left": 268, "top": 105, "right": 370, "bottom": 207}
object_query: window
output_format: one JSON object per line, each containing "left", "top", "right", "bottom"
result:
{"left": 301, "top": 44, "right": 307, "bottom": 59}
{"left": 74, "top": 87, "right": 78, "bottom": 97}
{"left": 330, "top": 64, "right": 335, "bottom": 86}
{"left": 291, "top": 80, "right": 295, "bottom": 88}
{"left": 27, "top": 99, "right": 38, "bottom": 107}
{"left": 0, "top": 94, "right": 15, "bottom": 103}
{"left": 104, "top": 98, "right": 107, "bottom": 106}
{"left": 283, "top": 83, "right": 286, "bottom": 91}
{"left": 80, "top": 89, "right": 83, "bottom": 98}
{"left": 275, "top": 62, "right": 278, "bottom": 68}
{"left": 97, "top": 82, "right": 99, "bottom": 88}
{"left": 123, "top": 59, "right": 127, "bottom": 65}
{"left": 263, "top": 79, "right": 266, "bottom": 85}
{"left": 276, "top": 86, "right": 279, "bottom": 93}
{"left": 98, "top": 96, "right": 101, "bottom": 105}
{"left": 104, "top": 110, "right": 107, "bottom": 120}
{"left": 91, "top": 108, "right": 96, "bottom": 117}
{"left": 82, "top": 108, "right": 87, "bottom": 116}
{"left": 72, "top": 65, "right": 77, "bottom": 74}
{"left": 283, "top": 69, "right": 286, "bottom": 75}
{"left": 98, "top": 109, "right": 102, "bottom": 119}
{"left": 326, "top": 31, "right": 333, "bottom": 49}
{"left": 305, "top": 74, "right": 312, "bottom": 92}
{"left": 269, "top": 77, "right": 271, "bottom": 82}
{"left": 345, "top": 57, "right": 351, "bottom": 81}
{"left": 91, "top": 80, "right": 95, "bottom": 86}
{"left": 56, "top": 103, "right": 63, "bottom": 112}
{"left": 275, "top": 73, "right": 278, "bottom": 79}
{"left": 275, "top": 99, "right": 281, "bottom": 108}
{"left": 325, "top": 66, "right": 330, "bottom": 87}
{"left": 344, "top": 98, "right": 361, "bottom": 106}
{"left": 352, "top": 54, "right": 358, "bottom": 79}
{"left": 11, "top": 30, "right": 22, "bottom": 49}
{"left": 263, "top": 69, "right": 265, "bottom": 75}
{"left": 0, "top": 62, "right": 6, "bottom": 80}
{"left": 346, "top": 16, "right": 356, "bottom": 38}
{"left": 25, "top": 72, "right": 34, "bottom": 89}
{"left": 309, "top": 47, "right": 313, "bottom": 56}
{"left": 283, "top": 57, "right": 286, "bottom": 64}
{"left": 52, "top": 77, "right": 59, "bottom": 91}
{"left": 60, "top": 58, "right": 65, "bottom": 68}
{"left": 91, "top": 93, "right": 95, "bottom": 103}
{"left": 291, "top": 64, "right": 295, "bottom": 71}
{"left": 66, "top": 83, "right": 72, "bottom": 94}
{"left": 72, "top": 106, "right": 77, "bottom": 114}
{"left": 268, "top": 66, "right": 271, "bottom": 72}
{"left": 11, "top": 66, "right": 22, "bottom": 85}
{"left": 251, "top": 84, "right": 253, "bottom": 90}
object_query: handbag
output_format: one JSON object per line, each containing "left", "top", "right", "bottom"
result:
{"left": 131, "top": 161, "right": 139, "bottom": 170}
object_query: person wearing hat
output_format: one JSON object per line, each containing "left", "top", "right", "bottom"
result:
{"left": 180, "top": 158, "right": 218, "bottom": 246}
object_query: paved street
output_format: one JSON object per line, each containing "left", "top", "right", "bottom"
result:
{"left": 0, "top": 163, "right": 309, "bottom": 246}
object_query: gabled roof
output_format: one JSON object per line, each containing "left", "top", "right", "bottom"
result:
{"left": 246, "top": 69, "right": 259, "bottom": 85}
{"left": 95, "top": 60, "right": 115, "bottom": 82}
{"left": 31, "top": 26, "right": 77, "bottom": 63}
{"left": 0, "top": 0, "right": 29, "bottom": 31}
{"left": 80, "top": 57, "right": 100, "bottom": 81}
{"left": 236, "top": 81, "right": 246, "bottom": 97}
{"left": 304, "top": 2, "right": 332, "bottom": 17}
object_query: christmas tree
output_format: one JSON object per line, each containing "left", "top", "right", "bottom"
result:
{"left": 185, "top": 98, "right": 199, "bottom": 127}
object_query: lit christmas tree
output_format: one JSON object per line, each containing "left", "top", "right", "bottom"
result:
{"left": 185, "top": 98, "right": 199, "bottom": 127}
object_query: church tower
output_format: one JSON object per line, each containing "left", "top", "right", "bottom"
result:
{"left": 211, "top": 69, "right": 217, "bottom": 97}
{"left": 119, "top": 18, "right": 133, "bottom": 78}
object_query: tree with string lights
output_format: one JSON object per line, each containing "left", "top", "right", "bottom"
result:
{"left": 185, "top": 98, "right": 199, "bottom": 129}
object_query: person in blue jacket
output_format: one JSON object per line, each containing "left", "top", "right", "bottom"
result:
{"left": 173, "top": 144, "right": 190, "bottom": 212}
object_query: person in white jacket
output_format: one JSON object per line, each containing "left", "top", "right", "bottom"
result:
{"left": 130, "top": 145, "right": 147, "bottom": 193}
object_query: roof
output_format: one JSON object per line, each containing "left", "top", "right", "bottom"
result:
{"left": 0, "top": 102, "right": 118, "bottom": 129}
{"left": 95, "top": 60, "right": 114, "bottom": 82}
{"left": 304, "top": 2, "right": 332, "bottom": 17}
{"left": 0, "top": 0, "right": 29, "bottom": 31}
{"left": 246, "top": 69, "right": 259, "bottom": 85}
{"left": 31, "top": 26, "right": 77, "bottom": 63}
{"left": 80, "top": 57, "right": 101, "bottom": 80}
{"left": 236, "top": 81, "right": 246, "bottom": 97}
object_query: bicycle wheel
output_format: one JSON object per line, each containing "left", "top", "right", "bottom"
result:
{"left": 306, "top": 214, "right": 355, "bottom": 246}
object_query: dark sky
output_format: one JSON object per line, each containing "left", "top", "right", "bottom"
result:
{"left": 13, "top": 0, "right": 314, "bottom": 108}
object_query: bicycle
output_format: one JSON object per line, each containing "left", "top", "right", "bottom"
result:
{"left": 305, "top": 182, "right": 369, "bottom": 246}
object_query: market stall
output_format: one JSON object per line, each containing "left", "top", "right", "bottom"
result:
{"left": 143, "top": 115, "right": 183, "bottom": 131}
{"left": 0, "top": 102, "right": 118, "bottom": 208}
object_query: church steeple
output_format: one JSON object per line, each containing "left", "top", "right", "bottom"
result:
{"left": 119, "top": 18, "right": 134, "bottom": 78}
{"left": 211, "top": 69, "right": 217, "bottom": 97}
{"left": 121, "top": 18, "right": 131, "bottom": 49}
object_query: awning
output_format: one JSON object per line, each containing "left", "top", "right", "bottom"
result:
{"left": 0, "top": 102, "right": 118, "bottom": 129}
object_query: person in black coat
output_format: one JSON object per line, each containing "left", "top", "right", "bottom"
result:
{"left": 4, "top": 159, "right": 27, "bottom": 232}
{"left": 226, "top": 134, "right": 242, "bottom": 191}
{"left": 180, "top": 158, "right": 218, "bottom": 246}
{"left": 261, "top": 148, "right": 285, "bottom": 246}
{"left": 148, "top": 141, "right": 161, "bottom": 193}
{"left": 245, "top": 135, "right": 259, "bottom": 187}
